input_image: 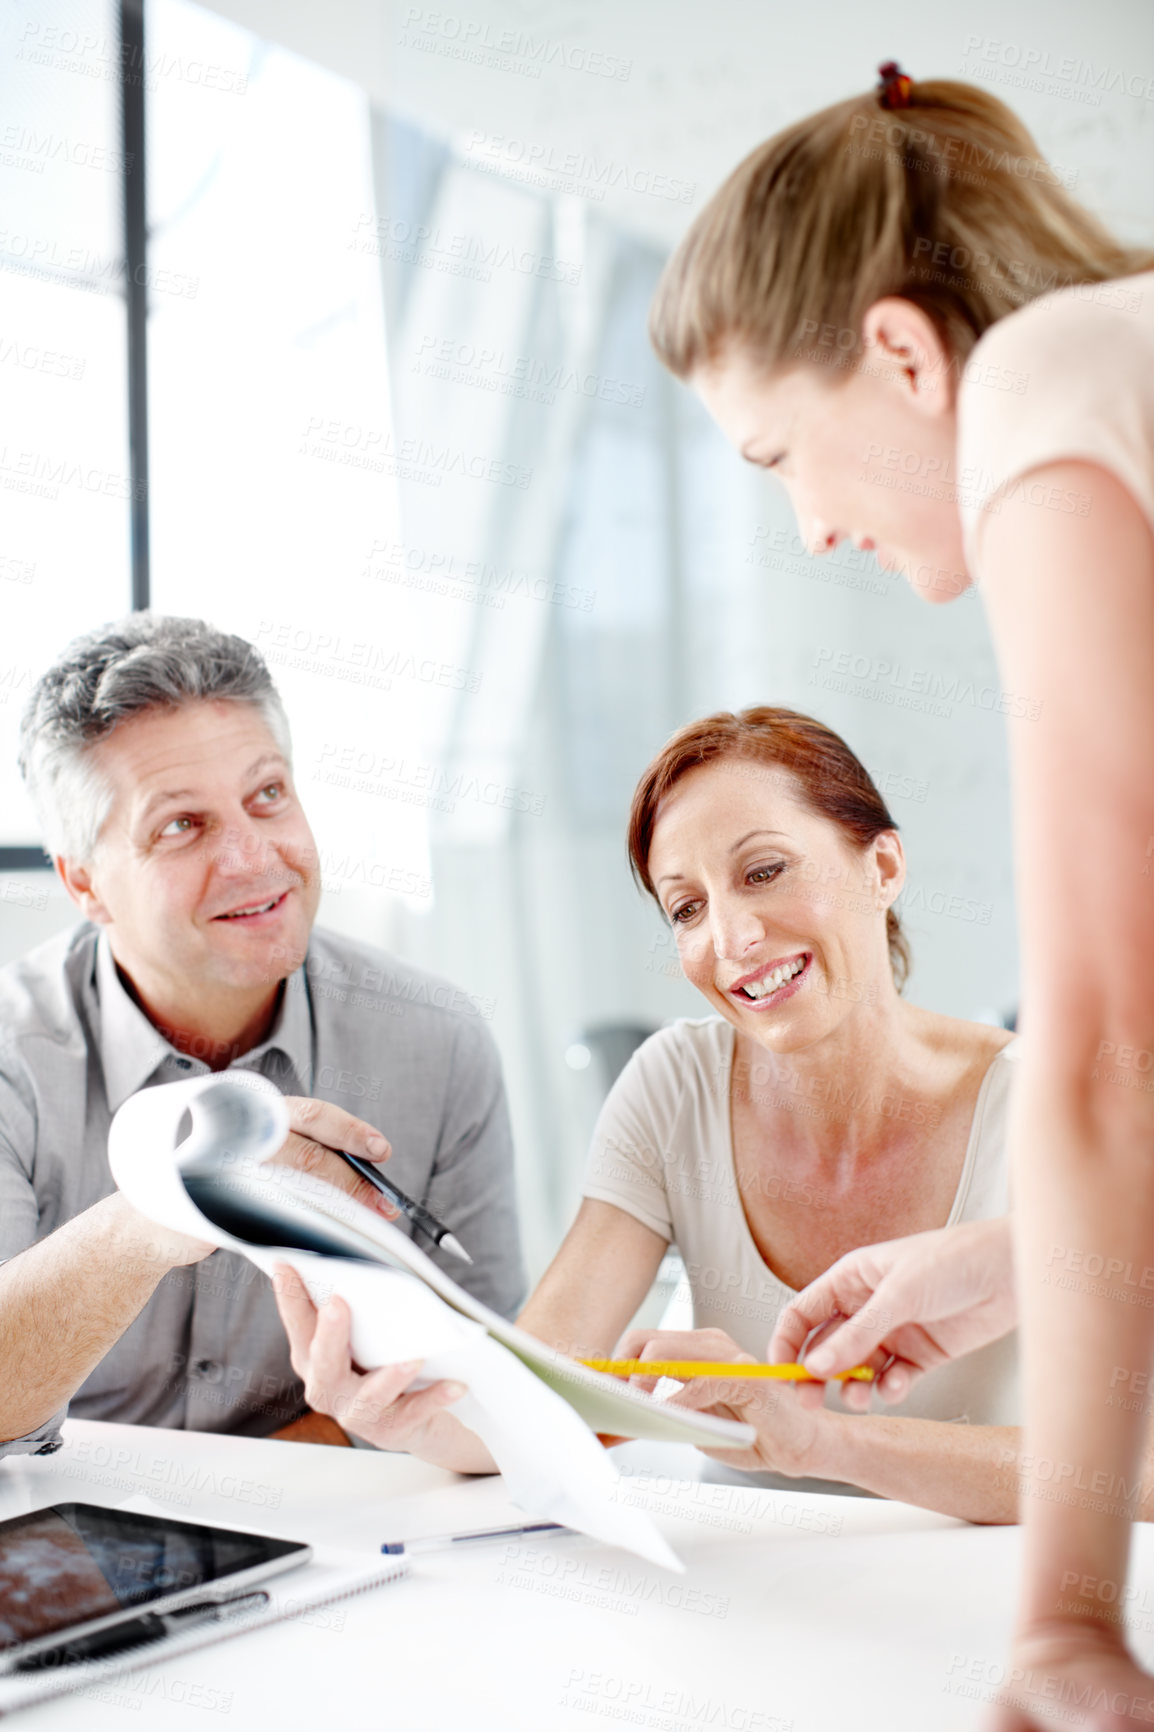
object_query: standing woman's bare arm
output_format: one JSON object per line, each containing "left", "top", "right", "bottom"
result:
{"left": 979, "top": 459, "right": 1154, "bottom": 1704}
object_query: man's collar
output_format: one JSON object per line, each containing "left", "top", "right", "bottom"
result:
{"left": 96, "top": 935, "right": 170, "bottom": 1111}
{"left": 96, "top": 932, "right": 314, "bottom": 1113}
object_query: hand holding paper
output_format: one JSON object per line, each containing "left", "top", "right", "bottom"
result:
{"left": 108, "top": 1073, "right": 755, "bottom": 1568}
{"left": 272, "top": 1265, "right": 473, "bottom": 1459}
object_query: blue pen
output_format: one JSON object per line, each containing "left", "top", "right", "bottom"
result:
{"left": 381, "top": 1521, "right": 571, "bottom": 1556}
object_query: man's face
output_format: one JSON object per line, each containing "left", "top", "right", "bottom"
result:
{"left": 75, "top": 700, "right": 321, "bottom": 1013}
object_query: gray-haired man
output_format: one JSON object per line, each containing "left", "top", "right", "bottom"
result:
{"left": 0, "top": 614, "right": 525, "bottom": 1456}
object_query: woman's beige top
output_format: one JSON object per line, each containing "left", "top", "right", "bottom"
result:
{"left": 583, "top": 1017, "right": 1019, "bottom": 1427}
{"left": 957, "top": 269, "right": 1154, "bottom": 576}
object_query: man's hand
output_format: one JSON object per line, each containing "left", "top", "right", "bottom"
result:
{"left": 612, "top": 1326, "right": 822, "bottom": 1477}
{"left": 0, "top": 1095, "right": 410, "bottom": 1447}
{"left": 272, "top": 1264, "right": 466, "bottom": 1448}
{"left": 268, "top": 1097, "right": 401, "bottom": 1221}
{"left": 114, "top": 1095, "right": 404, "bottom": 1276}
{"left": 770, "top": 1216, "right": 1017, "bottom": 1409}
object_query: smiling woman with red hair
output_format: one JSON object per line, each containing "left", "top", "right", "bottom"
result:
{"left": 275, "top": 702, "right": 1051, "bottom": 1519}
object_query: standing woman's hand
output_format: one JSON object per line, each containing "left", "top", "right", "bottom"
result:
{"left": 984, "top": 1626, "right": 1154, "bottom": 1729}
{"left": 770, "top": 1216, "right": 1017, "bottom": 1411}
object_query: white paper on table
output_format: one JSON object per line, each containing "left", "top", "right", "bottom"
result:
{"left": 107, "top": 1073, "right": 732, "bottom": 1570}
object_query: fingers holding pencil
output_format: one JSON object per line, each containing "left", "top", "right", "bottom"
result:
{"left": 606, "top": 1327, "right": 828, "bottom": 1479}
{"left": 607, "top": 1328, "right": 765, "bottom": 1429}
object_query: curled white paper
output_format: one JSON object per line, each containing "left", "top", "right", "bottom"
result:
{"left": 108, "top": 1073, "right": 750, "bottom": 1569}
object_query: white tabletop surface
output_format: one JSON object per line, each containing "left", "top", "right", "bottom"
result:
{"left": 6, "top": 1419, "right": 1154, "bottom": 1731}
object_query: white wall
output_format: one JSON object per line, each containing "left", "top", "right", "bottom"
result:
{"left": 199, "top": 0, "right": 1154, "bottom": 251}
{"left": 0, "top": 873, "right": 79, "bottom": 968}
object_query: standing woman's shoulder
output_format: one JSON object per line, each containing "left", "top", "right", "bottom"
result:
{"left": 957, "top": 271, "right": 1154, "bottom": 575}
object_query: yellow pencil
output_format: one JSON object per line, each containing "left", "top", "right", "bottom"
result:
{"left": 579, "top": 1359, "right": 874, "bottom": 1382}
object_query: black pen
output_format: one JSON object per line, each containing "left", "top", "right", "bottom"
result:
{"left": 12, "top": 1591, "right": 269, "bottom": 1673}
{"left": 337, "top": 1150, "right": 473, "bottom": 1264}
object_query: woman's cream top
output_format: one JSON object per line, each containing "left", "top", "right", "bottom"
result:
{"left": 957, "top": 270, "right": 1154, "bottom": 576}
{"left": 583, "top": 1017, "right": 1019, "bottom": 1427}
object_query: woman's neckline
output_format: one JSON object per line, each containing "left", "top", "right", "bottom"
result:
{"left": 713, "top": 1018, "right": 1009, "bottom": 1298}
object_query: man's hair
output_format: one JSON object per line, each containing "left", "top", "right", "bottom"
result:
{"left": 19, "top": 613, "right": 293, "bottom": 862}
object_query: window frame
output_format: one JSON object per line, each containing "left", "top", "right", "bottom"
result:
{"left": 0, "top": 0, "right": 149, "bottom": 873}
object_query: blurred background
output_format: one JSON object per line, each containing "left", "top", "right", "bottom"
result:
{"left": 2, "top": 0, "right": 1152, "bottom": 1278}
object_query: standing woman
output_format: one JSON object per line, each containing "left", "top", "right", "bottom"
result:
{"left": 647, "top": 66, "right": 1154, "bottom": 1731}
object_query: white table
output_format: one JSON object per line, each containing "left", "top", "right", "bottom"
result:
{"left": 6, "top": 1419, "right": 1154, "bottom": 1731}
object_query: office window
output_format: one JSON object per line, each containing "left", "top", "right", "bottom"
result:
{"left": 145, "top": 0, "right": 431, "bottom": 908}
{"left": 0, "top": 0, "right": 131, "bottom": 844}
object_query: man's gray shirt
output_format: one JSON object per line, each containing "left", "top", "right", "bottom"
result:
{"left": 0, "top": 923, "right": 526, "bottom": 1457}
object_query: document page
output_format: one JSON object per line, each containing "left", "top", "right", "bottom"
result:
{"left": 109, "top": 1074, "right": 754, "bottom": 1568}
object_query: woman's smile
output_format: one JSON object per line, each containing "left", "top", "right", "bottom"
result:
{"left": 726, "top": 951, "right": 811, "bottom": 1009}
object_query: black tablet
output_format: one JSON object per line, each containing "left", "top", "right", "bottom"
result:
{"left": 0, "top": 1502, "right": 309, "bottom": 1672}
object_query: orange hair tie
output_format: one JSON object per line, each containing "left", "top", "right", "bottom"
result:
{"left": 877, "top": 60, "right": 912, "bottom": 109}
